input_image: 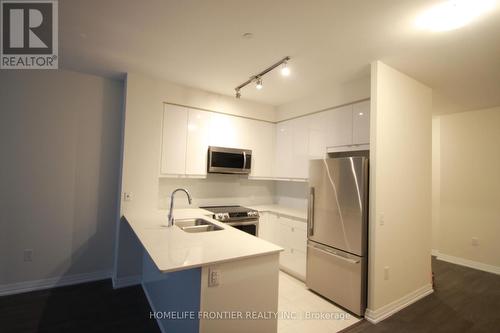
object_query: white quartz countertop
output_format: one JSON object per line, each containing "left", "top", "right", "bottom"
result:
{"left": 248, "top": 204, "right": 307, "bottom": 221}
{"left": 124, "top": 209, "right": 283, "bottom": 273}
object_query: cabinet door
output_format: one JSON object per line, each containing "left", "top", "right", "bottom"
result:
{"left": 308, "top": 112, "right": 329, "bottom": 160}
{"left": 326, "top": 105, "right": 353, "bottom": 147}
{"left": 352, "top": 101, "right": 370, "bottom": 145}
{"left": 186, "top": 109, "right": 210, "bottom": 176}
{"left": 248, "top": 119, "right": 275, "bottom": 179}
{"left": 208, "top": 113, "right": 246, "bottom": 148}
{"left": 274, "top": 121, "right": 293, "bottom": 178}
{"left": 160, "top": 104, "right": 188, "bottom": 175}
{"left": 290, "top": 117, "right": 310, "bottom": 179}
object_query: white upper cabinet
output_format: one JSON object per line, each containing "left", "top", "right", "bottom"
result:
{"left": 185, "top": 108, "right": 210, "bottom": 176}
{"left": 160, "top": 100, "right": 370, "bottom": 180}
{"left": 308, "top": 111, "right": 329, "bottom": 160}
{"left": 274, "top": 121, "right": 293, "bottom": 178}
{"left": 290, "top": 117, "right": 310, "bottom": 179}
{"left": 352, "top": 100, "right": 370, "bottom": 145}
{"left": 160, "top": 104, "right": 188, "bottom": 175}
{"left": 248, "top": 120, "right": 275, "bottom": 179}
{"left": 326, "top": 105, "right": 353, "bottom": 147}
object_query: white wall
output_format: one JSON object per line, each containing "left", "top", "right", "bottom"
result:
{"left": 434, "top": 106, "right": 500, "bottom": 270}
{"left": 432, "top": 118, "right": 441, "bottom": 252}
{"left": 367, "top": 62, "right": 432, "bottom": 319}
{"left": 275, "top": 76, "right": 370, "bottom": 121}
{"left": 115, "top": 72, "right": 277, "bottom": 281}
{"left": 0, "top": 70, "right": 123, "bottom": 288}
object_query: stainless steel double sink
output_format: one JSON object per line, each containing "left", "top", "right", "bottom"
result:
{"left": 175, "top": 218, "right": 223, "bottom": 233}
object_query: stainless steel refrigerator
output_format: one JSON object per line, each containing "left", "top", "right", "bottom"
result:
{"left": 306, "top": 157, "right": 368, "bottom": 316}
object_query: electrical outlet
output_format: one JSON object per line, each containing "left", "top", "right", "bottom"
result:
{"left": 24, "top": 249, "right": 33, "bottom": 262}
{"left": 208, "top": 267, "right": 220, "bottom": 287}
{"left": 384, "top": 266, "right": 389, "bottom": 280}
{"left": 379, "top": 213, "right": 385, "bottom": 226}
{"left": 123, "top": 192, "right": 133, "bottom": 201}
{"left": 471, "top": 237, "right": 479, "bottom": 246}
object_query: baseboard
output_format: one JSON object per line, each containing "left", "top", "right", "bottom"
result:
{"left": 365, "top": 284, "right": 433, "bottom": 324}
{"left": 431, "top": 249, "right": 440, "bottom": 257}
{"left": 436, "top": 252, "right": 500, "bottom": 276}
{"left": 112, "top": 274, "right": 142, "bottom": 289}
{"left": 0, "top": 270, "right": 112, "bottom": 297}
{"left": 142, "top": 282, "right": 167, "bottom": 333}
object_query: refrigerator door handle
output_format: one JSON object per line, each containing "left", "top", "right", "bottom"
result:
{"left": 308, "top": 243, "right": 360, "bottom": 264}
{"left": 308, "top": 187, "right": 315, "bottom": 236}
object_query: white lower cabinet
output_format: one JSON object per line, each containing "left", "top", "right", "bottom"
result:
{"left": 259, "top": 212, "right": 307, "bottom": 280}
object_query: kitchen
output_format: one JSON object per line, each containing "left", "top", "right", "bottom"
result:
{"left": 1, "top": 1, "right": 500, "bottom": 333}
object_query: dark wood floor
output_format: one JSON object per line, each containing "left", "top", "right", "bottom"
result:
{"left": 0, "top": 279, "right": 160, "bottom": 333}
{"left": 343, "top": 257, "right": 500, "bottom": 333}
{"left": 1, "top": 257, "right": 499, "bottom": 333}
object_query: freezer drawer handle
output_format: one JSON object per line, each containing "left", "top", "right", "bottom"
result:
{"left": 308, "top": 187, "right": 315, "bottom": 236}
{"left": 308, "top": 244, "right": 360, "bottom": 264}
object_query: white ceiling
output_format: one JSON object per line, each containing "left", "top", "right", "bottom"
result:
{"left": 60, "top": 0, "right": 500, "bottom": 113}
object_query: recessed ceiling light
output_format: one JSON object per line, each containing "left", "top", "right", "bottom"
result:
{"left": 242, "top": 32, "right": 254, "bottom": 39}
{"left": 415, "top": 0, "right": 496, "bottom": 32}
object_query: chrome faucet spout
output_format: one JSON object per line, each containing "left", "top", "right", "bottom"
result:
{"left": 167, "top": 188, "right": 192, "bottom": 227}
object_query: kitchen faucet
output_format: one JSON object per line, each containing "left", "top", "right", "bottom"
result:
{"left": 167, "top": 188, "right": 192, "bottom": 227}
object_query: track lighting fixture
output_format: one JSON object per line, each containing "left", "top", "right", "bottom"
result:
{"left": 234, "top": 56, "right": 290, "bottom": 99}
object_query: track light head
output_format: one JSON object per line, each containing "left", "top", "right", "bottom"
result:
{"left": 281, "top": 61, "right": 290, "bottom": 76}
{"left": 235, "top": 89, "right": 241, "bottom": 99}
{"left": 256, "top": 77, "right": 263, "bottom": 90}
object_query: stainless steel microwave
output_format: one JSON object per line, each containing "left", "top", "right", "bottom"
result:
{"left": 207, "top": 146, "right": 252, "bottom": 174}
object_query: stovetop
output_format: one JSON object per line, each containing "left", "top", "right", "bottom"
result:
{"left": 200, "top": 205, "right": 256, "bottom": 214}
{"left": 199, "top": 205, "right": 259, "bottom": 222}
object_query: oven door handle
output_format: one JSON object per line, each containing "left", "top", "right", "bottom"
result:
{"left": 242, "top": 151, "right": 247, "bottom": 170}
{"left": 225, "top": 220, "right": 259, "bottom": 227}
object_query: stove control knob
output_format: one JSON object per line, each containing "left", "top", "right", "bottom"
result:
{"left": 215, "top": 213, "right": 229, "bottom": 221}
{"left": 247, "top": 211, "right": 259, "bottom": 218}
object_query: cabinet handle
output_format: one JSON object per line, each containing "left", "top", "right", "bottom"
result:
{"left": 308, "top": 187, "right": 315, "bottom": 236}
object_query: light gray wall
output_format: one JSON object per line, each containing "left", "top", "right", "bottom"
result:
{"left": 0, "top": 70, "right": 123, "bottom": 285}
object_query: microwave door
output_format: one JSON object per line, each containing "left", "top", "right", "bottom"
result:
{"left": 308, "top": 157, "right": 368, "bottom": 256}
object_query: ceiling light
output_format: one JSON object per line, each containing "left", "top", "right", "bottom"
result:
{"left": 255, "top": 78, "right": 263, "bottom": 90}
{"left": 281, "top": 61, "right": 290, "bottom": 76}
{"left": 415, "top": 0, "right": 496, "bottom": 32}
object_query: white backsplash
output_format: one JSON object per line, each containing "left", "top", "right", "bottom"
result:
{"left": 274, "top": 180, "right": 308, "bottom": 210}
{"left": 158, "top": 174, "right": 276, "bottom": 209}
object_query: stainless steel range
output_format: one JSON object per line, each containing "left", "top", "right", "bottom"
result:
{"left": 200, "top": 205, "right": 259, "bottom": 236}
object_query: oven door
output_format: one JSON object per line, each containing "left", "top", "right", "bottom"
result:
{"left": 226, "top": 220, "right": 259, "bottom": 236}
{"left": 208, "top": 146, "right": 252, "bottom": 174}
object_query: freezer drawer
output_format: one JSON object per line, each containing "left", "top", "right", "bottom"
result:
{"left": 306, "top": 241, "right": 366, "bottom": 316}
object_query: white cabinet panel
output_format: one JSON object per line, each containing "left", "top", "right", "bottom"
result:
{"left": 276, "top": 215, "right": 307, "bottom": 279}
{"left": 160, "top": 104, "right": 188, "bottom": 175}
{"left": 308, "top": 112, "right": 329, "bottom": 160}
{"left": 290, "top": 117, "right": 310, "bottom": 179}
{"left": 353, "top": 100, "right": 370, "bottom": 145}
{"left": 209, "top": 113, "right": 247, "bottom": 148}
{"left": 248, "top": 120, "right": 275, "bottom": 179}
{"left": 274, "top": 121, "right": 293, "bottom": 178}
{"left": 326, "top": 105, "right": 353, "bottom": 147}
{"left": 275, "top": 118, "right": 309, "bottom": 180}
{"left": 185, "top": 109, "right": 210, "bottom": 175}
